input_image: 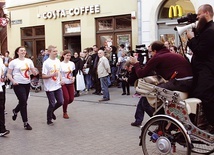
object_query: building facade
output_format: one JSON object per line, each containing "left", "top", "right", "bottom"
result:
{"left": 5, "top": 0, "right": 214, "bottom": 69}
{"left": 6, "top": 0, "right": 138, "bottom": 69}
{"left": 139, "top": 0, "right": 214, "bottom": 47}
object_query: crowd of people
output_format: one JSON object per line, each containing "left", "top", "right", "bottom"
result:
{"left": 0, "top": 3, "right": 213, "bottom": 137}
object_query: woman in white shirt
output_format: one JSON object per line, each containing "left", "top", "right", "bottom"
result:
{"left": 60, "top": 50, "right": 75, "bottom": 119}
{"left": 7, "top": 46, "right": 38, "bottom": 130}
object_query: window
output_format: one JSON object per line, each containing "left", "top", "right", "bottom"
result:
{"left": 64, "top": 21, "right": 81, "bottom": 34}
{"left": 98, "top": 18, "right": 113, "bottom": 31}
{"left": 96, "top": 15, "right": 132, "bottom": 48}
{"left": 115, "top": 16, "right": 131, "bottom": 29}
{"left": 21, "top": 26, "right": 45, "bottom": 38}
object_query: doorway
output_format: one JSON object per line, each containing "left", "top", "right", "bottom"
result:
{"left": 64, "top": 36, "right": 81, "bottom": 55}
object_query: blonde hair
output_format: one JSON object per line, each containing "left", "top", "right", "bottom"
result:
{"left": 47, "top": 45, "right": 56, "bottom": 52}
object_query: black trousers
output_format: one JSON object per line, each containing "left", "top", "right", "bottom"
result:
{"left": 0, "top": 85, "right": 6, "bottom": 132}
{"left": 13, "top": 84, "right": 30, "bottom": 123}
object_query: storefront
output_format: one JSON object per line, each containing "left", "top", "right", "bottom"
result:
{"left": 6, "top": 0, "right": 138, "bottom": 69}
{"left": 139, "top": 0, "right": 214, "bottom": 47}
{"left": 5, "top": 0, "right": 214, "bottom": 68}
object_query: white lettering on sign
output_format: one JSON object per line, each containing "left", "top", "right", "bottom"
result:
{"left": 40, "top": 5, "right": 100, "bottom": 20}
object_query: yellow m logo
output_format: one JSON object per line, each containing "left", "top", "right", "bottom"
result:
{"left": 168, "top": 5, "right": 183, "bottom": 18}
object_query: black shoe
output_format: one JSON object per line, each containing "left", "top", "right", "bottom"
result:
{"left": 12, "top": 109, "right": 17, "bottom": 121}
{"left": 74, "top": 93, "right": 80, "bottom": 97}
{"left": 127, "top": 93, "right": 130, "bottom": 95}
{"left": 52, "top": 112, "right": 56, "bottom": 120}
{"left": 99, "top": 98, "right": 110, "bottom": 102}
{"left": 92, "top": 91, "right": 98, "bottom": 94}
{"left": 0, "top": 130, "right": 10, "bottom": 137}
{"left": 122, "top": 92, "right": 126, "bottom": 95}
{"left": 24, "top": 123, "right": 32, "bottom": 130}
{"left": 47, "top": 120, "right": 54, "bottom": 125}
{"left": 131, "top": 122, "right": 141, "bottom": 127}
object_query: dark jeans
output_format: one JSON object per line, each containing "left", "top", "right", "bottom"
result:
{"left": 0, "top": 85, "right": 6, "bottom": 132}
{"left": 84, "top": 74, "right": 92, "bottom": 90}
{"left": 46, "top": 88, "right": 64, "bottom": 121}
{"left": 134, "top": 97, "right": 154, "bottom": 124}
{"left": 13, "top": 84, "right": 30, "bottom": 123}
{"left": 62, "top": 84, "right": 74, "bottom": 113}
{"left": 111, "top": 66, "right": 117, "bottom": 84}
{"left": 100, "top": 76, "right": 110, "bottom": 99}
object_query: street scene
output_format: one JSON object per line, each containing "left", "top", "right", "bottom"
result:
{"left": 0, "top": 0, "right": 213, "bottom": 155}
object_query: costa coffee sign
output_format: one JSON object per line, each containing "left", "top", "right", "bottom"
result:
{"left": 39, "top": 4, "right": 100, "bottom": 19}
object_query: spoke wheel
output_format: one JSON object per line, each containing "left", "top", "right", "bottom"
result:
{"left": 140, "top": 115, "right": 191, "bottom": 155}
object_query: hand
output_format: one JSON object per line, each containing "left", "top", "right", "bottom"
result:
{"left": 186, "top": 29, "right": 194, "bottom": 40}
{"left": 60, "top": 81, "right": 65, "bottom": 85}
{"left": 52, "top": 72, "right": 58, "bottom": 77}
{"left": 31, "top": 68, "right": 39, "bottom": 76}
{"left": 129, "top": 56, "right": 139, "bottom": 64}
{"left": 12, "top": 80, "right": 18, "bottom": 85}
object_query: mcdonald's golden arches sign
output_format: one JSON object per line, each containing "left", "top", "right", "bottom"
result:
{"left": 168, "top": 5, "right": 183, "bottom": 18}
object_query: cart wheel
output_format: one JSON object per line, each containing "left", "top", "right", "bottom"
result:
{"left": 140, "top": 115, "right": 191, "bottom": 155}
{"left": 191, "top": 139, "right": 214, "bottom": 154}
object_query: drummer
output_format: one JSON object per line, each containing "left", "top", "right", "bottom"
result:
{"left": 129, "top": 41, "right": 193, "bottom": 127}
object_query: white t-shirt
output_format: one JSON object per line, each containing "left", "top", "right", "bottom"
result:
{"left": 8, "top": 58, "right": 34, "bottom": 84}
{"left": 42, "top": 58, "right": 61, "bottom": 91}
{"left": 0, "top": 61, "right": 5, "bottom": 91}
{"left": 60, "top": 61, "right": 75, "bottom": 84}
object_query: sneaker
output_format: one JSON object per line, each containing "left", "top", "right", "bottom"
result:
{"left": 47, "top": 120, "right": 54, "bottom": 125}
{"left": 0, "top": 130, "right": 10, "bottom": 137}
{"left": 63, "top": 113, "right": 69, "bottom": 119}
{"left": 122, "top": 92, "right": 126, "bottom": 95}
{"left": 12, "top": 109, "right": 17, "bottom": 121}
{"left": 131, "top": 121, "right": 142, "bottom": 127}
{"left": 52, "top": 112, "right": 56, "bottom": 120}
{"left": 132, "top": 93, "right": 141, "bottom": 98}
{"left": 24, "top": 123, "right": 32, "bottom": 130}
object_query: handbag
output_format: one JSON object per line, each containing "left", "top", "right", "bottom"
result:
{"left": 83, "top": 68, "right": 90, "bottom": 74}
{"left": 76, "top": 70, "right": 86, "bottom": 90}
{"left": 136, "top": 75, "right": 167, "bottom": 108}
{"left": 83, "top": 56, "right": 91, "bottom": 74}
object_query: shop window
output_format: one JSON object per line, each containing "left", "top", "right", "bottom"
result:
{"left": 23, "top": 28, "right": 33, "bottom": 36}
{"left": 64, "top": 21, "right": 81, "bottom": 34}
{"left": 35, "top": 26, "right": 45, "bottom": 35}
{"left": 98, "top": 18, "right": 113, "bottom": 31}
{"left": 21, "top": 26, "right": 45, "bottom": 73}
{"left": 99, "top": 35, "right": 113, "bottom": 47}
{"left": 96, "top": 15, "right": 131, "bottom": 48}
{"left": 116, "top": 16, "right": 131, "bottom": 29}
{"left": 22, "top": 26, "right": 45, "bottom": 37}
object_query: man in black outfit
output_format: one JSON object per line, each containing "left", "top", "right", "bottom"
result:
{"left": 187, "top": 4, "right": 214, "bottom": 130}
{"left": 91, "top": 45, "right": 102, "bottom": 95}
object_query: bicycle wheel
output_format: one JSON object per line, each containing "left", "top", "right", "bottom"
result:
{"left": 191, "top": 139, "right": 214, "bottom": 154}
{"left": 140, "top": 115, "right": 191, "bottom": 155}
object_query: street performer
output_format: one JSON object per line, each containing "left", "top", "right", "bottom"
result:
{"left": 187, "top": 4, "right": 214, "bottom": 130}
